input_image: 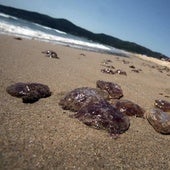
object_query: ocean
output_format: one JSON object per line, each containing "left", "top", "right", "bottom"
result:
{"left": 0, "top": 12, "right": 129, "bottom": 56}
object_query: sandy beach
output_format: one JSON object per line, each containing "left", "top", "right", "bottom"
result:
{"left": 0, "top": 34, "right": 170, "bottom": 169}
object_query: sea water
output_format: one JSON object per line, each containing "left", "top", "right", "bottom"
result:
{"left": 0, "top": 12, "right": 129, "bottom": 56}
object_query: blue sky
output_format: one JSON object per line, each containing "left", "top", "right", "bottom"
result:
{"left": 0, "top": 0, "right": 170, "bottom": 57}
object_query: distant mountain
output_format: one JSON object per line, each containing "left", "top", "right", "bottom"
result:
{"left": 0, "top": 4, "right": 168, "bottom": 59}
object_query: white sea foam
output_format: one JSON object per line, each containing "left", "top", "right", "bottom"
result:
{"left": 34, "top": 23, "right": 67, "bottom": 34}
{"left": 0, "top": 21, "right": 111, "bottom": 50}
{"left": 0, "top": 12, "right": 18, "bottom": 20}
{"left": 0, "top": 13, "right": 130, "bottom": 56}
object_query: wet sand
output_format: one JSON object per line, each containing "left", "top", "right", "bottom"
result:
{"left": 0, "top": 34, "right": 170, "bottom": 169}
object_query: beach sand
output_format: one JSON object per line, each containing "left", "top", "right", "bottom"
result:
{"left": 0, "top": 34, "right": 170, "bottom": 169}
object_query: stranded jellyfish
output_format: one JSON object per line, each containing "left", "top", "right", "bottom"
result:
{"left": 96, "top": 80, "right": 123, "bottom": 99}
{"left": 146, "top": 108, "right": 170, "bottom": 134}
{"left": 6, "top": 82, "right": 51, "bottom": 103}
{"left": 154, "top": 99, "right": 170, "bottom": 112}
{"left": 42, "top": 50, "right": 59, "bottom": 59}
{"left": 59, "top": 87, "right": 109, "bottom": 112}
{"left": 72, "top": 100, "right": 130, "bottom": 136}
{"left": 113, "top": 99, "right": 145, "bottom": 117}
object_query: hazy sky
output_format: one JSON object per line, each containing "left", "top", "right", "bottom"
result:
{"left": 0, "top": 0, "right": 170, "bottom": 57}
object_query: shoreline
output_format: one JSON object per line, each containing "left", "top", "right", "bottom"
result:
{"left": 2, "top": 32, "right": 170, "bottom": 67}
{"left": 135, "top": 53, "right": 170, "bottom": 68}
{"left": 0, "top": 34, "right": 170, "bottom": 169}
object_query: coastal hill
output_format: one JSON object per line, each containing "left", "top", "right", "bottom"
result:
{"left": 0, "top": 4, "right": 168, "bottom": 59}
